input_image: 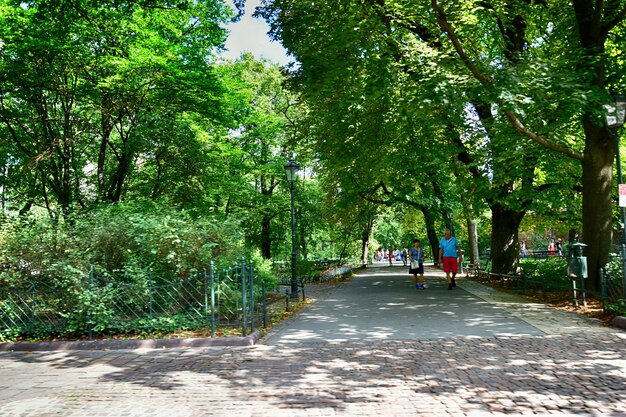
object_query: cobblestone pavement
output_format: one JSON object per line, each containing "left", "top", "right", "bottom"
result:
{"left": 1, "top": 266, "right": 625, "bottom": 417}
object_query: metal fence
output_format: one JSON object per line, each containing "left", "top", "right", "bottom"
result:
{"left": 601, "top": 254, "right": 626, "bottom": 308}
{"left": 0, "top": 258, "right": 291, "bottom": 341}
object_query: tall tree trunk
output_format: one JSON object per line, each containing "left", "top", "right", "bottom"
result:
{"left": 490, "top": 204, "right": 525, "bottom": 274}
{"left": 467, "top": 218, "right": 479, "bottom": 265}
{"left": 106, "top": 150, "right": 131, "bottom": 202}
{"left": 568, "top": 228, "right": 579, "bottom": 255}
{"left": 422, "top": 209, "right": 439, "bottom": 265}
{"left": 581, "top": 120, "right": 614, "bottom": 291}
{"left": 298, "top": 220, "right": 308, "bottom": 260}
{"left": 571, "top": 0, "right": 618, "bottom": 291}
{"left": 261, "top": 215, "right": 272, "bottom": 259}
{"left": 338, "top": 228, "right": 353, "bottom": 265}
{"left": 360, "top": 229, "right": 369, "bottom": 266}
{"left": 360, "top": 218, "right": 374, "bottom": 266}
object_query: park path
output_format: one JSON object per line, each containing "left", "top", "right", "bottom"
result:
{"left": 0, "top": 264, "right": 624, "bottom": 416}
{"left": 263, "top": 264, "right": 552, "bottom": 345}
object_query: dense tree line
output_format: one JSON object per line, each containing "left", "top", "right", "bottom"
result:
{"left": 259, "top": 0, "right": 626, "bottom": 290}
{"left": 2, "top": 0, "right": 626, "bottom": 293}
{"left": 0, "top": 0, "right": 339, "bottom": 281}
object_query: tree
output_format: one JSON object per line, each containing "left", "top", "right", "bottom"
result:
{"left": 217, "top": 53, "right": 308, "bottom": 259}
{"left": 0, "top": 0, "right": 232, "bottom": 216}
{"left": 260, "top": 0, "right": 625, "bottom": 287}
{"left": 426, "top": 0, "right": 625, "bottom": 287}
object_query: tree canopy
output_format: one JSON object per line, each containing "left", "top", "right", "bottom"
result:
{"left": 259, "top": 0, "right": 626, "bottom": 285}
{"left": 1, "top": 0, "right": 625, "bottom": 292}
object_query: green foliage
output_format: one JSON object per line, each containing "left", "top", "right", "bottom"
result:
{"left": 0, "top": 202, "right": 244, "bottom": 286}
{"left": 605, "top": 302, "right": 626, "bottom": 316}
{"left": 0, "top": 0, "right": 233, "bottom": 214}
{"left": 519, "top": 258, "right": 571, "bottom": 291}
{"left": 249, "top": 250, "right": 279, "bottom": 292}
{"left": 373, "top": 218, "right": 402, "bottom": 250}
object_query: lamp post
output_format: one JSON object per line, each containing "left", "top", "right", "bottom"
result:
{"left": 284, "top": 159, "right": 300, "bottom": 300}
{"left": 605, "top": 92, "right": 626, "bottom": 302}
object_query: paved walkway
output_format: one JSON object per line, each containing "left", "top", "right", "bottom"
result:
{"left": 0, "top": 265, "right": 625, "bottom": 416}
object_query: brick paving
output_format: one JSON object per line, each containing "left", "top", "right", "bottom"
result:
{"left": 1, "top": 335, "right": 625, "bottom": 416}
{"left": 1, "top": 266, "right": 625, "bottom": 416}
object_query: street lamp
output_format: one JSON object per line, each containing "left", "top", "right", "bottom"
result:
{"left": 605, "top": 92, "right": 626, "bottom": 302}
{"left": 284, "top": 159, "right": 300, "bottom": 300}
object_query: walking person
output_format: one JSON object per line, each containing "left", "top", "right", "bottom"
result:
{"left": 401, "top": 247, "right": 408, "bottom": 266}
{"left": 439, "top": 229, "right": 462, "bottom": 290}
{"left": 555, "top": 238, "right": 563, "bottom": 256}
{"left": 409, "top": 239, "right": 425, "bottom": 289}
{"left": 388, "top": 248, "right": 394, "bottom": 266}
{"left": 520, "top": 240, "right": 527, "bottom": 258}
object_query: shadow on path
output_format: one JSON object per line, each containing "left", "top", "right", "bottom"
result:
{"left": 1, "top": 264, "right": 625, "bottom": 416}
{"left": 263, "top": 265, "right": 544, "bottom": 345}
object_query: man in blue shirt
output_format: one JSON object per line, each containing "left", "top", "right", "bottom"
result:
{"left": 439, "top": 229, "right": 463, "bottom": 290}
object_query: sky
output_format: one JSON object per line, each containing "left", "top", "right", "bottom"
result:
{"left": 220, "top": 0, "right": 292, "bottom": 65}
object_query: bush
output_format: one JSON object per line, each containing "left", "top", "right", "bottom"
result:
{"left": 0, "top": 201, "right": 245, "bottom": 287}
{"left": 606, "top": 301, "right": 626, "bottom": 316}
{"left": 0, "top": 203, "right": 291, "bottom": 341}
{"left": 249, "top": 251, "right": 279, "bottom": 293}
{"left": 519, "top": 257, "right": 571, "bottom": 291}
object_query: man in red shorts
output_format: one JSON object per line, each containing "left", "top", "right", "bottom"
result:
{"left": 439, "top": 229, "right": 463, "bottom": 290}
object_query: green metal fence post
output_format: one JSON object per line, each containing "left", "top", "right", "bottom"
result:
{"left": 262, "top": 280, "right": 267, "bottom": 328}
{"left": 148, "top": 272, "right": 153, "bottom": 315}
{"left": 203, "top": 268, "right": 209, "bottom": 331}
{"left": 148, "top": 272, "right": 155, "bottom": 317}
{"left": 249, "top": 261, "right": 254, "bottom": 333}
{"left": 241, "top": 257, "right": 247, "bottom": 337}
{"left": 600, "top": 267, "right": 607, "bottom": 310}
{"left": 210, "top": 261, "right": 215, "bottom": 338}
{"left": 30, "top": 279, "right": 36, "bottom": 334}
{"left": 88, "top": 265, "right": 94, "bottom": 340}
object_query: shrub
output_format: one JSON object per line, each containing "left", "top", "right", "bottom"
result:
{"left": 519, "top": 257, "right": 571, "bottom": 291}
{"left": 0, "top": 201, "right": 245, "bottom": 287}
{"left": 0, "top": 203, "right": 288, "bottom": 341}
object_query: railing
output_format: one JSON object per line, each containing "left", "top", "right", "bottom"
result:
{"left": 0, "top": 258, "right": 291, "bottom": 342}
{"left": 466, "top": 257, "right": 572, "bottom": 294}
{"left": 521, "top": 250, "right": 565, "bottom": 258}
{"left": 600, "top": 254, "right": 626, "bottom": 309}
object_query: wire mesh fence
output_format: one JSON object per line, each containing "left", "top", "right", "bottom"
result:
{"left": 0, "top": 258, "right": 291, "bottom": 342}
{"left": 601, "top": 254, "right": 626, "bottom": 309}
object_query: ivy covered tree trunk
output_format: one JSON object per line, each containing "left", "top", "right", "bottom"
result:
{"left": 490, "top": 204, "right": 525, "bottom": 274}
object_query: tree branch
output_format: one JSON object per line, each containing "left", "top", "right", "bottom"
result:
{"left": 431, "top": 0, "right": 585, "bottom": 161}
{"left": 502, "top": 109, "right": 584, "bottom": 160}
{"left": 431, "top": 0, "right": 493, "bottom": 85}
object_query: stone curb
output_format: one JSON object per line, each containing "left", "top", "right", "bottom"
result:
{"left": 612, "top": 316, "right": 626, "bottom": 330}
{"left": 0, "top": 330, "right": 262, "bottom": 352}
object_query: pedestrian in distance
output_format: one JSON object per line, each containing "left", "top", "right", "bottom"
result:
{"left": 548, "top": 239, "right": 556, "bottom": 256}
{"left": 388, "top": 248, "right": 394, "bottom": 266}
{"left": 409, "top": 239, "right": 425, "bottom": 289}
{"left": 439, "top": 229, "right": 463, "bottom": 290}
{"left": 520, "top": 240, "right": 527, "bottom": 258}
{"left": 556, "top": 238, "right": 563, "bottom": 256}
